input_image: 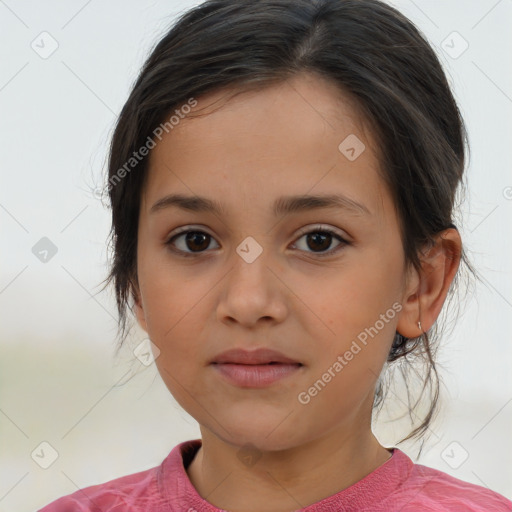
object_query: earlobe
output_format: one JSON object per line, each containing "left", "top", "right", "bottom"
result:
{"left": 396, "top": 228, "right": 462, "bottom": 339}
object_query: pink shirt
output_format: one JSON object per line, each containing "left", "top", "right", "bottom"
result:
{"left": 39, "top": 439, "right": 512, "bottom": 511}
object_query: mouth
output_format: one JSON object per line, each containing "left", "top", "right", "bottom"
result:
{"left": 209, "top": 348, "right": 303, "bottom": 388}
{"left": 211, "top": 361, "right": 303, "bottom": 366}
{"left": 211, "top": 361, "right": 303, "bottom": 388}
{"left": 210, "top": 348, "right": 302, "bottom": 366}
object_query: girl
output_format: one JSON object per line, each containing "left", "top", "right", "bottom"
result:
{"left": 39, "top": 0, "right": 512, "bottom": 510}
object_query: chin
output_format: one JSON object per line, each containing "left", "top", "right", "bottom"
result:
{"left": 208, "top": 414, "right": 308, "bottom": 454}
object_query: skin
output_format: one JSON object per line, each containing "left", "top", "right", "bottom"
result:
{"left": 133, "top": 72, "right": 461, "bottom": 512}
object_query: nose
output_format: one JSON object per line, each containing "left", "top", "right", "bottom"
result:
{"left": 216, "top": 244, "right": 288, "bottom": 327}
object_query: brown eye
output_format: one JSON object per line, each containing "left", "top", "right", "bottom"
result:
{"left": 293, "top": 226, "right": 349, "bottom": 257}
{"left": 165, "top": 229, "right": 219, "bottom": 257}
{"left": 305, "top": 232, "right": 332, "bottom": 252}
{"left": 165, "top": 225, "right": 349, "bottom": 259}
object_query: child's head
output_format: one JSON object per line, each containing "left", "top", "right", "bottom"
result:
{"left": 104, "top": 0, "right": 474, "bottom": 449}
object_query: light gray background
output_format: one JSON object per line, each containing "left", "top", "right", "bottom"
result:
{"left": 1, "top": 1, "right": 511, "bottom": 511}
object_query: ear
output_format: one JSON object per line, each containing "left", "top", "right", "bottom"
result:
{"left": 132, "top": 283, "right": 148, "bottom": 333}
{"left": 396, "top": 228, "right": 462, "bottom": 338}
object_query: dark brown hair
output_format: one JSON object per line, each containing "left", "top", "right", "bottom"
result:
{"left": 101, "top": 0, "right": 479, "bottom": 450}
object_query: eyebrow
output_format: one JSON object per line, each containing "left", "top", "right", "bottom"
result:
{"left": 149, "top": 193, "right": 371, "bottom": 217}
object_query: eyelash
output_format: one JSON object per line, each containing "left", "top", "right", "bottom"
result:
{"left": 164, "top": 224, "right": 350, "bottom": 259}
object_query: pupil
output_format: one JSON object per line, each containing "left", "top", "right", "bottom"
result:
{"left": 308, "top": 232, "right": 330, "bottom": 251}
{"left": 186, "top": 232, "right": 209, "bottom": 251}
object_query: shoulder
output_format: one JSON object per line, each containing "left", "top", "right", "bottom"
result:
{"left": 37, "top": 464, "right": 163, "bottom": 512}
{"left": 37, "top": 439, "right": 201, "bottom": 512}
{"left": 386, "top": 451, "right": 512, "bottom": 512}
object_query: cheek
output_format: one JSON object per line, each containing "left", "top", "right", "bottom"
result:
{"left": 137, "top": 241, "right": 190, "bottom": 329}
{"left": 142, "top": 277, "right": 203, "bottom": 353}
{"left": 136, "top": 249, "right": 216, "bottom": 369}
{"left": 303, "top": 254, "right": 401, "bottom": 363}
{"left": 313, "top": 260, "right": 399, "bottom": 324}
{"left": 145, "top": 274, "right": 207, "bottom": 406}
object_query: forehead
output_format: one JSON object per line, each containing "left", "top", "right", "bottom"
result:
{"left": 142, "top": 73, "right": 389, "bottom": 221}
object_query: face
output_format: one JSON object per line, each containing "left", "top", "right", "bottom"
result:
{"left": 134, "top": 72, "right": 414, "bottom": 451}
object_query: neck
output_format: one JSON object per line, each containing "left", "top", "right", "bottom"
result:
{"left": 186, "top": 425, "right": 392, "bottom": 512}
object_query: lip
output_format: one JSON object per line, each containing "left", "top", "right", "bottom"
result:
{"left": 210, "top": 348, "right": 301, "bottom": 365}
{"left": 210, "top": 348, "right": 303, "bottom": 388}
{"left": 211, "top": 362, "right": 303, "bottom": 388}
